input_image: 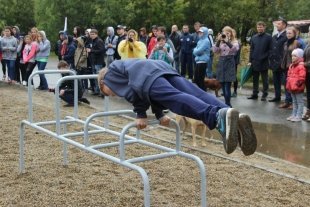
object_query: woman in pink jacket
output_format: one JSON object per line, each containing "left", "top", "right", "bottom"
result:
{"left": 286, "top": 48, "right": 306, "bottom": 122}
{"left": 23, "top": 35, "right": 37, "bottom": 85}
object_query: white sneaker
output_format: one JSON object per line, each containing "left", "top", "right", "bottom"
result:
{"left": 291, "top": 117, "right": 302, "bottom": 122}
{"left": 188, "top": 79, "right": 192, "bottom": 82}
{"left": 286, "top": 116, "right": 295, "bottom": 121}
{"left": 22, "top": 81, "right": 27, "bottom": 86}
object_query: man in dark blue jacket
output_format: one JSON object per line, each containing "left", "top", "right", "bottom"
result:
{"left": 180, "top": 25, "right": 195, "bottom": 81}
{"left": 248, "top": 21, "right": 272, "bottom": 101}
{"left": 98, "top": 59, "right": 257, "bottom": 156}
{"left": 268, "top": 19, "right": 287, "bottom": 102}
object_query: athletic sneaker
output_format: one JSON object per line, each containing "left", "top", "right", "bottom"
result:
{"left": 216, "top": 108, "right": 239, "bottom": 154}
{"left": 238, "top": 113, "right": 257, "bottom": 156}
{"left": 286, "top": 115, "right": 295, "bottom": 121}
{"left": 291, "top": 117, "right": 302, "bottom": 122}
{"left": 22, "top": 81, "right": 27, "bottom": 86}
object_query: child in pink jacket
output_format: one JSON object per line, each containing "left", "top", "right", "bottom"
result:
{"left": 286, "top": 48, "right": 306, "bottom": 122}
{"left": 23, "top": 35, "right": 37, "bottom": 85}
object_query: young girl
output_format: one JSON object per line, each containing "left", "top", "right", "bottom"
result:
{"left": 286, "top": 48, "right": 306, "bottom": 122}
{"left": 213, "top": 26, "right": 239, "bottom": 107}
{"left": 23, "top": 35, "right": 37, "bottom": 85}
{"left": 149, "top": 34, "right": 174, "bottom": 65}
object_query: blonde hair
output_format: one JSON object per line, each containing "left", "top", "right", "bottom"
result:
{"left": 127, "top": 29, "right": 138, "bottom": 41}
{"left": 222, "top": 26, "right": 236, "bottom": 42}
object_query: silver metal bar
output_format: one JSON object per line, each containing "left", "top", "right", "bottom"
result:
{"left": 19, "top": 121, "right": 26, "bottom": 173}
{"left": 83, "top": 110, "right": 135, "bottom": 146}
{"left": 126, "top": 152, "right": 178, "bottom": 164}
{"left": 90, "top": 140, "right": 138, "bottom": 149}
{"left": 27, "top": 70, "right": 75, "bottom": 123}
{"left": 19, "top": 120, "right": 151, "bottom": 206}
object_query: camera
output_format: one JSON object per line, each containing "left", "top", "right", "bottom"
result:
{"left": 221, "top": 33, "right": 226, "bottom": 39}
{"left": 128, "top": 38, "right": 133, "bottom": 42}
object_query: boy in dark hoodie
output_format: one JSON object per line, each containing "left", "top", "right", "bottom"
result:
{"left": 49, "top": 60, "right": 90, "bottom": 106}
{"left": 98, "top": 59, "right": 257, "bottom": 156}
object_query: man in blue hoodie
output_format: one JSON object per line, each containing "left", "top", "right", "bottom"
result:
{"left": 98, "top": 59, "right": 257, "bottom": 156}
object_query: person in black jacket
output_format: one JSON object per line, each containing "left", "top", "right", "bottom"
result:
{"left": 86, "top": 29, "right": 105, "bottom": 95}
{"left": 268, "top": 18, "right": 288, "bottom": 102}
{"left": 49, "top": 60, "right": 90, "bottom": 106}
{"left": 169, "top": 25, "right": 181, "bottom": 73}
{"left": 247, "top": 21, "right": 272, "bottom": 101}
{"left": 114, "top": 25, "right": 127, "bottom": 60}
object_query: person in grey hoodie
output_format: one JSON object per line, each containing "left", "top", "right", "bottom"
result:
{"left": 105, "top": 27, "right": 118, "bottom": 66}
{"left": 36, "top": 31, "right": 51, "bottom": 90}
{"left": 1, "top": 26, "right": 17, "bottom": 83}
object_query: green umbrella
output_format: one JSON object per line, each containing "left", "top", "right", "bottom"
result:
{"left": 239, "top": 65, "right": 253, "bottom": 89}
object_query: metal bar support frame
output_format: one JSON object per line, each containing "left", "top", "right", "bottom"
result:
{"left": 19, "top": 71, "right": 207, "bottom": 207}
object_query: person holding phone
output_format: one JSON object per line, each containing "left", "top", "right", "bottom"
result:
{"left": 149, "top": 35, "right": 174, "bottom": 65}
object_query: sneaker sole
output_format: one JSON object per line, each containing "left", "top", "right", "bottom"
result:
{"left": 224, "top": 108, "right": 239, "bottom": 154}
{"left": 238, "top": 114, "right": 257, "bottom": 156}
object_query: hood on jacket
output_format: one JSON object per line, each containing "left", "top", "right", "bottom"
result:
{"left": 198, "top": 27, "right": 209, "bottom": 40}
{"left": 12, "top": 26, "right": 20, "bottom": 38}
{"left": 39, "top": 30, "right": 47, "bottom": 40}
{"left": 127, "top": 29, "right": 138, "bottom": 41}
{"left": 107, "top": 27, "right": 115, "bottom": 37}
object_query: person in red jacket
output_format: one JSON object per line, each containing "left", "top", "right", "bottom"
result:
{"left": 286, "top": 48, "right": 306, "bottom": 122}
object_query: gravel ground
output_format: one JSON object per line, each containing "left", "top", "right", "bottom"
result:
{"left": 1, "top": 82, "right": 310, "bottom": 207}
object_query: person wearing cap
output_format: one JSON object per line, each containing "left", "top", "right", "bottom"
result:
{"left": 269, "top": 18, "right": 288, "bottom": 103}
{"left": 86, "top": 29, "right": 105, "bottom": 95}
{"left": 285, "top": 48, "right": 306, "bottom": 122}
{"left": 114, "top": 25, "right": 126, "bottom": 60}
{"left": 117, "top": 29, "right": 146, "bottom": 59}
{"left": 193, "top": 26, "right": 210, "bottom": 91}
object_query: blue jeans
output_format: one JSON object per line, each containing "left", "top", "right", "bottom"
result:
{"left": 37, "top": 61, "right": 48, "bottom": 89}
{"left": 149, "top": 75, "right": 228, "bottom": 130}
{"left": 291, "top": 93, "right": 304, "bottom": 118}
{"left": 3, "top": 59, "right": 15, "bottom": 80}
{"left": 221, "top": 82, "right": 232, "bottom": 107}
{"left": 92, "top": 64, "right": 103, "bottom": 93}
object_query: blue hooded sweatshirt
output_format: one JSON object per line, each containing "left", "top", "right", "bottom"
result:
{"left": 193, "top": 27, "right": 210, "bottom": 63}
{"left": 103, "top": 59, "right": 179, "bottom": 118}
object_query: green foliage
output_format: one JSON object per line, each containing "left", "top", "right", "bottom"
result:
{"left": 0, "top": 0, "right": 309, "bottom": 49}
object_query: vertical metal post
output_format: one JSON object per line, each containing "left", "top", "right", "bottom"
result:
{"left": 62, "top": 122, "right": 68, "bottom": 165}
{"left": 19, "top": 122, "right": 25, "bottom": 173}
{"left": 73, "top": 79, "right": 78, "bottom": 119}
{"left": 104, "top": 96, "right": 109, "bottom": 129}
